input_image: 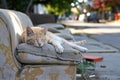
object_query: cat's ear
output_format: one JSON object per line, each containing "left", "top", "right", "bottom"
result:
{"left": 42, "top": 28, "right": 48, "bottom": 35}
{"left": 26, "top": 27, "right": 34, "bottom": 36}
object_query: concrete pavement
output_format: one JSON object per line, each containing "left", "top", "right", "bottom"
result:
{"left": 61, "top": 20, "right": 120, "bottom": 28}
{"left": 74, "top": 34, "right": 119, "bottom": 53}
{"left": 88, "top": 53, "right": 120, "bottom": 80}
{"left": 73, "top": 33, "right": 120, "bottom": 80}
{"left": 90, "top": 33, "right": 120, "bottom": 51}
{"left": 86, "top": 28, "right": 120, "bottom": 80}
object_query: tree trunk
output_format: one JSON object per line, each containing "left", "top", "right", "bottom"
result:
{"left": 26, "top": 0, "right": 33, "bottom": 13}
{"left": 1, "top": 0, "right": 8, "bottom": 9}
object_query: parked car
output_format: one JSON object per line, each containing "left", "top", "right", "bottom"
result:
{"left": 87, "top": 11, "right": 99, "bottom": 23}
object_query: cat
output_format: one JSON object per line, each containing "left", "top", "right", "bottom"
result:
{"left": 20, "top": 26, "right": 88, "bottom": 54}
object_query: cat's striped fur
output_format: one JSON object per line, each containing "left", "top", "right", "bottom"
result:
{"left": 20, "top": 27, "right": 88, "bottom": 53}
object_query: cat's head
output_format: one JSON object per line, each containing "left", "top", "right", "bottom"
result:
{"left": 25, "top": 26, "right": 48, "bottom": 47}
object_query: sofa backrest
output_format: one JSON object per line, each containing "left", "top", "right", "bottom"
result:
{"left": 0, "top": 9, "right": 33, "bottom": 54}
{"left": 27, "top": 13, "right": 56, "bottom": 26}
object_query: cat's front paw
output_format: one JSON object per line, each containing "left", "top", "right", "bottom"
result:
{"left": 80, "top": 47, "right": 88, "bottom": 53}
{"left": 55, "top": 46, "right": 64, "bottom": 54}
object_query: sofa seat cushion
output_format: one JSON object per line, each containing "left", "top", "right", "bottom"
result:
{"left": 47, "top": 27, "right": 60, "bottom": 33}
{"left": 37, "top": 25, "right": 74, "bottom": 40}
{"left": 55, "top": 30, "right": 74, "bottom": 40}
{"left": 16, "top": 43, "right": 83, "bottom": 64}
{"left": 39, "top": 23, "right": 65, "bottom": 29}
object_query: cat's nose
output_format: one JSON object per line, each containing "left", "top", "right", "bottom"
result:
{"left": 38, "top": 43, "right": 44, "bottom": 47}
{"left": 41, "top": 43, "right": 44, "bottom": 47}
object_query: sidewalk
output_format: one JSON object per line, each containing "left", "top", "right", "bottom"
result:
{"left": 61, "top": 20, "right": 120, "bottom": 28}
{"left": 64, "top": 20, "right": 120, "bottom": 52}
{"left": 90, "top": 53, "right": 120, "bottom": 80}
{"left": 74, "top": 34, "right": 119, "bottom": 53}
{"left": 64, "top": 20, "right": 120, "bottom": 80}
{"left": 73, "top": 33, "right": 120, "bottom": 80}
{"left": 74, "top": 33, "right": 120, "bottom": 80}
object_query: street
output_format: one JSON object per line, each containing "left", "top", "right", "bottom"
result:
{"left": 65, "top": 21, "right": 120, "bottom": 80}
{"left": 91, "top": 33, "right": 120, "bottom": 50}
{"left": 88, "top": 28, "right": 120, "bottom": 80}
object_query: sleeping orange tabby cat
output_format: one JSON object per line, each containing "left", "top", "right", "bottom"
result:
{"left": 20, "top": 26, "right": 88, "bottom": 53}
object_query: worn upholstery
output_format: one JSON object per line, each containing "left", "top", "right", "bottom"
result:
{"left": 0, "top": 9, "right": 82, "bottom": 65}
{"left": 27, "top": 13, "right": 56, "bottom": 26}
{"left": 28, "top": 13, "right": 75, "bottom": 40}
{"left": 0, "top": 9, "right": 33, "bottom": 54}
{"left": 17, "top": 43, "right": 82, "bottom": 64}
{"left": 39, "top": 23, "right": 65, "bottom": 29}
{"left": 38, "top": 24, "right": 74, "bottom": 40}
{"left": 0, "top": 9, "right": 33, "bottom": 68}
{"left": 0, "top": 9, "right": 82, "bottom": 80}
{"left": 56, "top": 30, "right": 74, "bottom": 40}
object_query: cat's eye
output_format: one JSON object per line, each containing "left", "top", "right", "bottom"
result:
{"left": 27, "top": 39, "right": 34, "bottom": 44}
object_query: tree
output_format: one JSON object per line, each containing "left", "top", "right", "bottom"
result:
{"left": 44, "top": 0, "right": 73, "bottom": 15}
{"left": 0, "top": 0, "right": 31, "bottom": 12}
{"left": 1, "top": 0, "right": 8, "bottom": 9}
{"left": 0, "top": 0, "right": 73, "bottom": 15}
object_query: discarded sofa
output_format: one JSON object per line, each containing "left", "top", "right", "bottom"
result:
{"left": 0, "top": 9, "right": 83, "bottom": 80}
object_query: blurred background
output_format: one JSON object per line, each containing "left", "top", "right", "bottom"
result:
{"left": 1, "top": 0, "right": 120, "bottom": 23}
{"left": 1, "top": 1, "right": 120, "bottom": 80}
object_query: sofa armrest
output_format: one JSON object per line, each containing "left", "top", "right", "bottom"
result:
{"left": 16, "top": 43, "right": 83, "bottom": 64}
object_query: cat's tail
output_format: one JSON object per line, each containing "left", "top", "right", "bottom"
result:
{"left": 74, "top": 40, "right": 86, "bottom": 45}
